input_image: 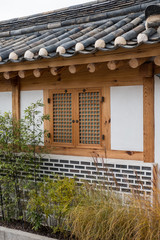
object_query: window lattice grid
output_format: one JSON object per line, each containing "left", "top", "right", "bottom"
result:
{"left": 79, "top": 91, "right": 100, "bottom": 145}
{"left": 53, "top": 93, "right": 72, "bottom": 143}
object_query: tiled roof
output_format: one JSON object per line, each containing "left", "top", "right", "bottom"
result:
{"left": 0, "top": 0, "right": 159, "bottom": 64}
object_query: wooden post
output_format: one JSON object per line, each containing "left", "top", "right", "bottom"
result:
{"left": 12, "top": 77, "right": 20, "bottom": 120}
{"left": 143, "top": 63, "right": 154, "bottom": 162}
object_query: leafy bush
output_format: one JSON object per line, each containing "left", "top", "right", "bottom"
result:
{"left": 0, "top": 100, "right": 49, "bottom": 221}
{"left": 27, "top": 176, "right": 78, "bottom": 232}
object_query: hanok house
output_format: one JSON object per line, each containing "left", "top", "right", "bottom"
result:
{"left": 0, "top": 0, "right": 160, "bottom": 194}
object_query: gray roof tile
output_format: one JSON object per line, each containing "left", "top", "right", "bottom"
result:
{"left": 0, "top": 0, "right": 160, "bottom": 63}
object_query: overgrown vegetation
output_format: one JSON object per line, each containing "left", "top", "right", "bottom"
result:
{"left": 0, "top": 100, "right": 49, "bottom": 221}
{"left": 27, "top": 176, "right": 78, "bottom": 232}
{"left": 67, "top": 183, "right": 160, "bottom": 240}
{"left": 0, "top": 102, "right": 160, "bottom": 239}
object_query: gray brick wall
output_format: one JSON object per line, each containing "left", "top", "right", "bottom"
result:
{"left": 40, "top": 155, "right": 154, "bottom": 195}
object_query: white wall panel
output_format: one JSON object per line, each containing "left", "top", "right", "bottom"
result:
{"left": 20, "top": 90, "right": 43, "bottom": 118}
{"left": 20, "top": 90, "right": 44, "bottom": 144}
{"left": 0, "top": 92, "right": 12, "bottom": 114}
{"left": 111, "top": 86, "right": 143, "bottom": 151}
{"left": 154, "top": 76, "right": 160, "bottom": 165}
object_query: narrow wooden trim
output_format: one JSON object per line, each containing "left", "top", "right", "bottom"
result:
{"left": 43, "top": 89, "right": 50, "bottom": 145}
{"left": 102, "top": 87, "right": 111, "bottom": 152}
{"left": 143, "top": 76, "right": 154, "bottom": 163}
{"left": 107, "top": 150, "right": 143, "bottom": 161}
{"left": 12, "top": 77, "right": 20, "bottom": 120}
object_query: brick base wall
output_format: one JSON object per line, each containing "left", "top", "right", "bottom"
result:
{"left": 40, "top": 155, "right": 154, "bottom": 195}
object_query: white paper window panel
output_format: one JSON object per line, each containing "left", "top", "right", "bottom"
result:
{"left": 0, "top": 92, "right": 12, "bottom": 114}
{"left": 110, "top": 86, "right": 143, "bottom": 151}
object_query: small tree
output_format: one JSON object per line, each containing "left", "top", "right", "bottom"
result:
{"left": 0, "top": 100, "right": 49, "bottom": 221}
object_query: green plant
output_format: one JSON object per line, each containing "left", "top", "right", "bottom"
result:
{"left": 0, "top": 100, "right": 49, "bottom": 221}
{"left": 27, "top": 176, "right": 78, "bottom": 232}
{"left": 66, "top": 182, "right": 160, "bottom": 240}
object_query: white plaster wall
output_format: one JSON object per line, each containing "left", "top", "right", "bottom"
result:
{"left": 154, "top": 76, "right": 160, "bottom": 165}
{"left": 110, "top": 85, "right": 143, "bottom": 151}
{"left": 0, "top": 92, "right": 12, "bottom": 114}
{"left": 20, "top": 90, "right": 43, "bottom": 118}
{"left": 20, "top": 90, "right": 44, "bottom": 143}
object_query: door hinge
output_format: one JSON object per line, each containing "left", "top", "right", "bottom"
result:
{"left": 102, "top": 135, "right": 105, "bottom": 140}
{"left": 48, "top": 98, "right": 51, "bottom": 104}
{"left": 101, "top": 96, "right": 104, "bottom": 103}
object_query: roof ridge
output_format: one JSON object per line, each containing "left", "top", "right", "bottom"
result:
{"left": 0, "top": 0, "right": 158, "bottom": 34}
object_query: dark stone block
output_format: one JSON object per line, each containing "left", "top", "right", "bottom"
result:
{"left": 50, "top": 159, "right": 59, "bottom": 163}
{"left": 60, "top": 160, "right": 69, "bottom": 163}
{"left": 142, "top": 166, "right": 151, "bottom": 171}
{"left": 65, "top": 164, "right": 74, "bottom": 168}
{"left": 81, "top": 161, "right": 91, "bottom": 165}
{"left": 50, "top": 168, "right": 59, "bottom": 171}
{"left": 55, "top": 164, "right": 63, "bottom": 167}
{"left": 128, "top": 165, "right": 140, "bottom": 170}
{"left": 44, "top": 163, "right": 53, "bottom": 166}
{"left": 116, "top": 164, "right": 127, "bottom": 169}
{"left": 86, "top": 167, "right": 97, "bottom": 170}
{"left": 69, "top": 160, "right": 80, "bottom": 165}
{"left": 60, "top": 168, "right": 69, "bottom": 172}
{"left": 75, "top": 165, "right": 85, "bottom": 169}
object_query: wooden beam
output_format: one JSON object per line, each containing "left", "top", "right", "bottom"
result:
{"left": 0, "top": 43, "right": 160, "bottom": 73}
{"left": 33, "top": 68, "right": 43, "bottom": 78}
{"left": 107, "top": 150, "right": 143, "bottom": 161}
{"left": 50, "top": 67, "right": 59, "bottom": 76}
{"left": 129, "top": 58, "right": 148, "bottom": 68}
{"left": 3, "top": 71, "right": 17, "bottom": 80}
{"left": 12, "top": 77, "right": 20, "bottom": 120}
{"left": 143, "top": 76, "right": 154, "bottom": 163}
{"left": 154, "top": 56, "right": 160, "bottom": 66}
{"left": 68, "top": 65, "right": 77, "bottom": 74}
{"left": 87, "top": 63, "right": 96, "bottom": 73}
{"left": 107, "top": 60, "right": 125, "bottom": 70}
{"left": 50, "top": 67, "right": 64, "bottom": 76}
{"left": 18, "top": 70, "right": 32, "bottom": 79}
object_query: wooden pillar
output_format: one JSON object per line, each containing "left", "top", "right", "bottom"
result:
{"left": 12, "top": 77, "right": 20, "bottom": 120}
{"left": 143, "top": 63, "right": 154, "bottom": 162}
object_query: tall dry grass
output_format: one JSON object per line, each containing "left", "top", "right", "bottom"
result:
{"left": 67, "top": 182, "right": 160, "bottom": 240}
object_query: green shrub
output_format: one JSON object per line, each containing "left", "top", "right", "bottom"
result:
{"left": 27, "top": 176, "right": 78, "bottom": 232}
{"left": 0, "top": 100, "right": 49, "bottom": 221}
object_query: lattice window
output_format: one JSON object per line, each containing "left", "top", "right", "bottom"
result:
{"left": 79, "top": 91, "right": 100, "bottom": 145}
{"left": 53, "top": 92, "right": 72, "bottom": 143}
